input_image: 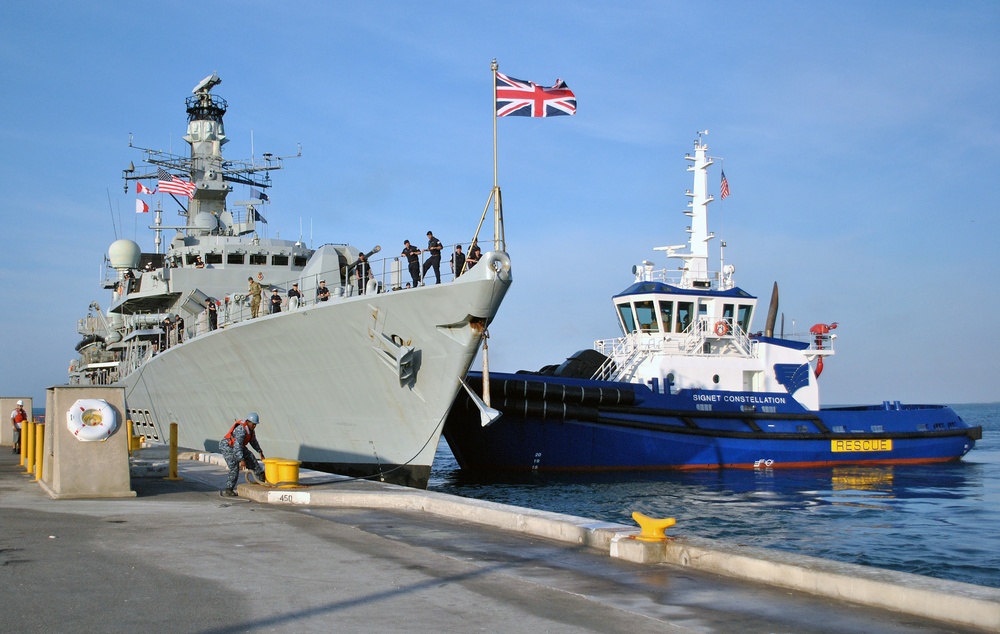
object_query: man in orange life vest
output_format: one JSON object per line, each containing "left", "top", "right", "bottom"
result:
{"left": 219, "top": 412, "right": 266, "bottom": 497}
{"left": 10, "top": 400, "right": 27, "bottom": 454}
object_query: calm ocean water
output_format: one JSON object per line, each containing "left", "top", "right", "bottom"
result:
{"left": 429, "top": 402, "right": 1000, "bottom": 590}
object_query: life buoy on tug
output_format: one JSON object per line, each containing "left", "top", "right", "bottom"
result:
{"left": 66, "top": 398, "right": 118, "bottom": 442}
{"left": 714, "top": 320, "right": 730, "bottom": 336}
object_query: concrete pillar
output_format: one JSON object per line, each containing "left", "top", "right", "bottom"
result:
{"left": 38, "top": 386, "right": 135, "bottom": 499}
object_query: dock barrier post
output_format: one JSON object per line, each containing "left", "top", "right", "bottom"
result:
{"left": 164, "top": 422, "right": 182, "bottom": 481}
{"left": 19, "top": 422, "right": 27, "bottom": 466}
{"left": 24, "top": 421, "right": 35, "bottom": 474}
{"left": 33, "top": 424, "right": 45, "bottom": 482}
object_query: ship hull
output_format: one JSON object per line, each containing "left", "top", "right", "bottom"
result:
{"left": 124, "top": 269, "right": 509, "bottom": 488}
{"left": 443, "top": 373, "right": 981, "bottom": 474}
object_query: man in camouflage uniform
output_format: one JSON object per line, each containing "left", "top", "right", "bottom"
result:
{"left": 219, "top": 412, "right": 266, "bottom": 497}
{"left": 248, "top": 276, "right": 263, "bottom": 318}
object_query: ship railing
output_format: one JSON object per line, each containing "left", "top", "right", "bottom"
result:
{"left": 164, "top": 240, "right": 486, "bottom": 341}
{"left": 634, "top": 267, "right": 736, "bottom": 291}
{"left": 592, "top": 332, "right": 660, "bottom": 381}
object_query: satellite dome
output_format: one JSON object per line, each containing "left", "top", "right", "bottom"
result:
{"left": 108, "top": 239, "right": 141, "bottom": 270}
{"left": 193, "top": 212, "right": 220, "bottom": 233}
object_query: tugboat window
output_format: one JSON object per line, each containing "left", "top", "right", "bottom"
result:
{"left": 293, "top": 256, "right": 307, "bottom": 267}
{"left": 250, "top": 254, "right": 267, "bottom": 266}
{"left": 635, "top": 301, "right": 658, "bottom": 333}
{"left": 723, "top": 304, "right": 734, "bottom": 322}
{"left": 738, "top": 305, "right": 753, "bottom": 333}
{"left": 676, "top": 301, "right": 694, "bottom": 332}
{"left": 227, "top": 253, "right": 245, "bottom": 264}
{"left": 206, "top": 253, "right": 223, "bottom": 265}
{"left": 272, "top": 254, "right": 289, "bottom": 266}
{"left": 659, "top": 300, "right": 674, "bottom": 333}
{"left": 617, "top": 303, "right": 636, "bottom": 334}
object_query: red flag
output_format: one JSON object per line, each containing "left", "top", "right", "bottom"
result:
{"left": 135, "top": 199, "right": 149, "bottom": 214}
{"left": 136, "top": 182, "right": 156, "bottom": 195}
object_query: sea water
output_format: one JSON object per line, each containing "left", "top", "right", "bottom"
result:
{"left": 429, "top": 403, "right": 1000, "bottom": 589}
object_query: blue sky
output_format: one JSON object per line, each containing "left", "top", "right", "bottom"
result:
{"left": 2, "top": 1, "right": 998, "bottom": 406}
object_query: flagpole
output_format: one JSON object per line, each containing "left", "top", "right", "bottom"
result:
{"left": 491, "top": 58, "right": 501, "bottom": 252}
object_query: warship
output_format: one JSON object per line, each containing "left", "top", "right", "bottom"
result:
{"left": 70, "top": 74, "right": 512, "bottom": 487}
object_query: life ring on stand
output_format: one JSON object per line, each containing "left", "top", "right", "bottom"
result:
{"left": 66, "top": 398, "right": 119, "bottom": 442}
{"left": 714, "top": 321, "right": 730, "bottom": 336}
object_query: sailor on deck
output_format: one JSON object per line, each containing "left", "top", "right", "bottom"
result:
{"left": 219, "top": 412, "right": 266, "bottom": 497}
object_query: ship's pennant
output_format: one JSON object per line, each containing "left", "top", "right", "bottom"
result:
{"left": 773, "top": 363, "right": 812, "bottom": 395}
{"left": 496, "top": 72, "right": 576, "bottom": 117}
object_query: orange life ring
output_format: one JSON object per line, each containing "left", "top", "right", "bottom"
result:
{"left": 714, "top": 321, "right": 730, "bottom": 336}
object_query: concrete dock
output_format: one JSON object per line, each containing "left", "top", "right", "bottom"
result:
{"left": 1, "top": 447, "right": 997, "bottom": 633}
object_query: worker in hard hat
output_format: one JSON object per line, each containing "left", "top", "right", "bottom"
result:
{"left": 10, "top": 400, "right": 27, "bottom": 454}
{"left": 219, "top": 412, "right": 266, "bottom": 497}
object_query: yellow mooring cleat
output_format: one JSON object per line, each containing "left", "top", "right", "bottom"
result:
{"left": 631, "top": 511, "right": 676, "bottom": 541}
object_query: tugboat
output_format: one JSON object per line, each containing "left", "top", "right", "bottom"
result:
{"left": 444, "top": 133, "right": 980, "bottom": 474}
{"left": 71, "top": 74, "right": 512, "bottom": 487}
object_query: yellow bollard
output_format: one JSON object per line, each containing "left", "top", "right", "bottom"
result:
{"left": 18, "top": 421, "right": 27, "bottom": 466}
{"left": 24, "top": 421, "right": 35, "bottom": 474}
{"left": 262, "top": 458, "right": 279, "bottom": 485}
{"left": 276, "top": 459, "right": 301, "bottom": 488}
{"left": 127, "top": 419, "right": 134, "bottom": 456}
{"left": 631, "top": 511, "right": 677, "bottom": 541}
{"left": 33, "top": 424, "right": 44, "bottom": 482}
{"left": 164, "top": 422, "right": 183, "bottom": 481}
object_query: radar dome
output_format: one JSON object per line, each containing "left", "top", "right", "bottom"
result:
{"left": 108, "top": 239, "right": 141, "bottom": 270}
{"left": 193, "top": 212, "right": 220, "bottom": 233}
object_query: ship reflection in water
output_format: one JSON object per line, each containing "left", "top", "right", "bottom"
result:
{"left": 429, "top": 403, "right": 1000, "bottom": 589}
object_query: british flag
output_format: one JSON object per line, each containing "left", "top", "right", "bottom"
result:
{"left": 157, "top": 167, "right": 197, "bottom": 198}
{"left": 496, "top": 72, "right": 577, "bottom": 117}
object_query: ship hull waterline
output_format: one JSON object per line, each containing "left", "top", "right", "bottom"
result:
{"left": 443, "top": 373, "right": 981, "bottom": 475}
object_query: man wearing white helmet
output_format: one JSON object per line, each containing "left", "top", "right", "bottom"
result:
{"left": 10, "top": 400, "right": 27, "bottom": 454}
{"left": 218, "top": 412, "right": 266, "bottom": 497}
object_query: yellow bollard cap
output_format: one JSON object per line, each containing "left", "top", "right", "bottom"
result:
{"left": 631, "top": 511, "right": 676, "bottom": 541}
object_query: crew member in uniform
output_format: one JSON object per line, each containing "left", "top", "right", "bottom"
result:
{"left": 248, "top": 277, "right": 263, "bottom": 318}
{"left": 401, "top": 240, "right": 421, "bottom": 287}
{"left": 421, "top": 230, "right": 443, "bottom": 284}
{"left": 219, "top": 412, "right": 266, "bottom": 497}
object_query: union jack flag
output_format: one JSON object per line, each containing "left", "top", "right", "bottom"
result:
{"left": 496, "top": 72, "right": 576, "bottom": 118}
{"left": 157, "top": 167, "right": 196, "bottom": 198}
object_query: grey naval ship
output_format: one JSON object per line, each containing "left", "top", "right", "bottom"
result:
{"left": 70, "top": 74, "right": 512, "bottom": 487}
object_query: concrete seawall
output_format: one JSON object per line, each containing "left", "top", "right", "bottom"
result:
{"left": 166, "top": 451, "right": 1000, "bottom": 632}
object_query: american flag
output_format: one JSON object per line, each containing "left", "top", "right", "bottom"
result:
{"left": 496, "top": 72, "right": 576, "bottom": 117}
{"left": 720, "top": 170, "right": 730, "bottom": 200}
{"left": 157, "top": 167, "right": 196, "bottom": 198}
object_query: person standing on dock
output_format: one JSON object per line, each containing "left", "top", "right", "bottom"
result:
{"left": 219, "top": 412, "right": 266, "bottom": 497}
{"left": 10, "top": 400, "right": 26, "bottom": 454}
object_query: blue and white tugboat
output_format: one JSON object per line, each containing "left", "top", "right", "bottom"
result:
{"left": 444, "top": 134, "right": 981, "bottom": 474}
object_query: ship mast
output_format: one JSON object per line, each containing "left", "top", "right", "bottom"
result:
{"left": 123, "top": 73, "right": 296, "bottom": 242}
{"left": 657, "top": 132, "right": 715, "bottom": 289}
